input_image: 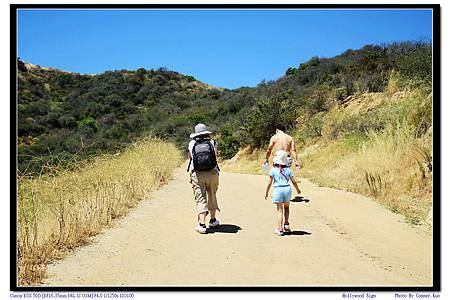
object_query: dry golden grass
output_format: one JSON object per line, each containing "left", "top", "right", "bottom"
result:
{"left": 220, "top": 146, "right": 266, "bottom": 175}
{"left": 17, "top": 138, "right": 182, "bottom": 286}
{"left": 299, "top": 127, "right": 432, "bottom": 226}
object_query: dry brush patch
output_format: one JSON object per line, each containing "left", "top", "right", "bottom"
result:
{"left": 300, "top": 126, "right": 432, "bottom": 226}
{"left": 298, "top": 87, "right": 432, "bottom": 226}
{"left": 17, "top": 138, "right": 182, "bottom": 285}
{"left": 224, "top": 87, "right": 432, "bottom": 228}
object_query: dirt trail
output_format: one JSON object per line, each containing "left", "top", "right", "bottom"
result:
{"left": 45, "top": 166, "right": 432, "bottom": 286}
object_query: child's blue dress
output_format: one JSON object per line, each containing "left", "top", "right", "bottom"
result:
{"left": 269, "top": 166, "right": 293, "bottom": 203}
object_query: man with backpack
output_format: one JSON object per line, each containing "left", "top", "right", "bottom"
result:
{"left": 187, "top": 123, "right": 220, "bottom": 234}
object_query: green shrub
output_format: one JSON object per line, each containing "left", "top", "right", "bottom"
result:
{"left": 396, "top": 42, "right": 432, "bottom": 85}
{"left": 77, "top": 117, "right": 98, "bottom": 131}
{"left": 217, "top": 124, "right": 241, "bottom": 159}
{"left": 243, "top": 91, "right": 298, "bottom": 148}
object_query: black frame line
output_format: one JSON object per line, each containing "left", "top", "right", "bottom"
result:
{"left": 10, "top": 3, "right": 441, "bottom": 292}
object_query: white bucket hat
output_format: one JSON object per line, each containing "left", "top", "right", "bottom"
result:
{"left": 273, "top": 150, "right": 289, "bottom": 166}
{"left": 190, "top": 123, "right": 212, "bottom": 139}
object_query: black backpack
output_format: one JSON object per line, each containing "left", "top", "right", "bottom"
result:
{"left": 188, "top": 138, "right": 217, "bottom": 171}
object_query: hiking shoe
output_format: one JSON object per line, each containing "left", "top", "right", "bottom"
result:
{"left": 209, "top": 219, "right": 220, "bottom": 228}
{"left": 284, "top": 223, "right": 292, "bottom": 232}
{"left": 274, "top": 228, "right": 284, "bottom": 236}
{"left": 195, "top": 224, "right": 207, "bottom": 234}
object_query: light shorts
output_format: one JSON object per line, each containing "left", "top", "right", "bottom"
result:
{"left": 272, "top": 185, "right": 292, "bottom": 203}
{"left": 190, "top": 169, "right": 220, "bottom": 215}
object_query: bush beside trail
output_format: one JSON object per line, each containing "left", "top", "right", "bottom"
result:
{"left": 17, "top": 138, "right": 182, "bottom": 285}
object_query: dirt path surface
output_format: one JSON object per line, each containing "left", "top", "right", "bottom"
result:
{"left": 45, "top": 167, "right": 432, "bottom": 287}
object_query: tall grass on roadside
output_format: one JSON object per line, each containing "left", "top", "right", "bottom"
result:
{"left": 17, "top": 138, "right": 182, "bottom": 286}
{"left": 300, "top": 125, "right": 432, "bottom": 225}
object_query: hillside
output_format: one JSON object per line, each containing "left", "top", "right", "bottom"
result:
{"left": 17, "top": 41, "right": 431, "bottom": 176}
{"left": 17, "top": 61, "right": 253, "bottom": 174}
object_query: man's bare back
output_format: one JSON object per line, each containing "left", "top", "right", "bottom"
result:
{"left": 265, "top": 129, "right": 299, "bottom": 168}
{"left": 270, "top": 131, "right": 294, "bottom": 152}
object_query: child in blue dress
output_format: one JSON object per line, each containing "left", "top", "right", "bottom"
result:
{"left": 264, "top": 150, "right": 301, "bottom": 236}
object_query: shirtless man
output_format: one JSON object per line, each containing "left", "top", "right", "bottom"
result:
{"left": 263, "top": 124, "right": 300, "bottom": 170}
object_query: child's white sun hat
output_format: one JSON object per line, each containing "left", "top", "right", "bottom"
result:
{"left": 273, "top": 150, "right": 289, "bottom": 166}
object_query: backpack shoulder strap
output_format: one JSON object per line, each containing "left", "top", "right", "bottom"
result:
{"left": 206, "top": 140, "right": 216, "bottom": 159}
{"left": 187, "top": 140, "right": 197, "bottom": 172}
{"left": 207, "top": 139, "right": 219, "bottom": 171}
{"left": 192, "top": 139, "right": 200, "bottom": 155}
{"left": 186, "top": 158, "right": 192, "bottom": 172}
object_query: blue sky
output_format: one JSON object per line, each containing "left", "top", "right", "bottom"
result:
{"left": 17, "top": 9, "right": 432, "bottom": 89}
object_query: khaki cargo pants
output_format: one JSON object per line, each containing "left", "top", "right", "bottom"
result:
{"left": 190, "top": 169, "right": 220, "bottom": 216}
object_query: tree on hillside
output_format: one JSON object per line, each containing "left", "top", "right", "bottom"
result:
{"left": 243, "top": 90, "right": 297, "bottom": 148}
